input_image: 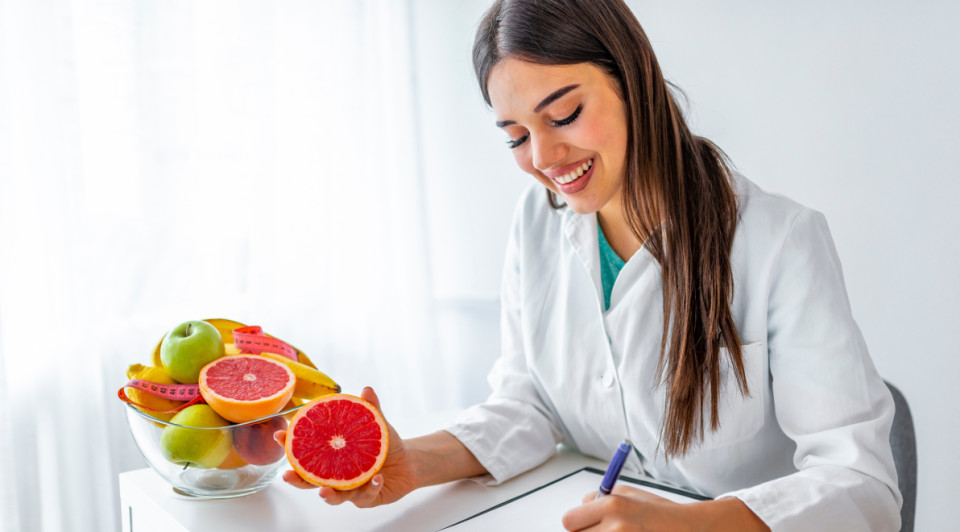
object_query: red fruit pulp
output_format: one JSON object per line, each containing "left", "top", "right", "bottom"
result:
{"left": 287, "top": 395, "right": 387, "bottom": 488}
{"left": 203, "top": 356, "right": 291, "bottom": 399}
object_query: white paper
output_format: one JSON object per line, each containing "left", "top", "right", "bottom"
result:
{"left": 445, "top": 469, "right": 701, "bottom": 530}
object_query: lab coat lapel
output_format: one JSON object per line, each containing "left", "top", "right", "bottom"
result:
{"left": 562, "top": 210, "right": 605, "bottom": 313}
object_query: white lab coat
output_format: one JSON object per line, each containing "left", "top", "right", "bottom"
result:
{"left": 445, "top": 174, "right": 902, "bottom": 531}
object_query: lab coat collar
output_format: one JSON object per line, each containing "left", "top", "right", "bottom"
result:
{"left": 562, "top": 209, "right": 605, "bottom": 312}
{"left": 561, "top": 207, "right": 662, "bottom": 313}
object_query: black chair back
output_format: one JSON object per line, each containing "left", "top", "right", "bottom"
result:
{"left": 885, "top": 381, "right": 916, "bottom": 532}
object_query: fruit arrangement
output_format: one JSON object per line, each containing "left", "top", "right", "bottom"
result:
{"left": 120, "top": 318, "right": 341, "bottom": 471}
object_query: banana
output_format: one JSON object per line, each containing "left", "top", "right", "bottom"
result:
{"left": 202, "top": 318, "right": 249, "bottom": 344}
{"left": 224, "top": 343, "right": 242, "bottom": 355}
{"left": 282, "top": 397, "right": 304, "bottom": 421}
{"left": 261, "top": 352, "right": 341, "bottom": 400}
{"left": 124, "top": 364, "right": 182, "bottom": 422}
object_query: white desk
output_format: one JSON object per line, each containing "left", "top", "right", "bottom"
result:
{"left": 119, "top": 447, "right": 608, "bottom": 532}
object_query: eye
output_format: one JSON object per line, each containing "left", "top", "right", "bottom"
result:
{"left": 506, "top": 134, "right": 529, "bottom": 149}
{"left": 504, "top": 103, "right": 581, "bottom": 149}
{"left": 551, "top": 104, "right": 583, "bottom": 127}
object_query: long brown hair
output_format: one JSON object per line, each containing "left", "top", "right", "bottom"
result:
{"left": 474, "top": 0, "right": 747, "bottom": 458}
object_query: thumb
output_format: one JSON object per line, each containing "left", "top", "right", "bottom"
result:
{"left": 361, "top": 386, "right": 382, "bottom": 413}
{"left": 361, "top": 387, "right": 402, "bottom": 443}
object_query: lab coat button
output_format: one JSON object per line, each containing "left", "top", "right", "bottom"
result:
{"left": 601, "top": 371, "right": 614, "bottom": 388}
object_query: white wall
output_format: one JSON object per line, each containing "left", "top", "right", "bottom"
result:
{"left": 412, "top": 1, "right": 960, "bottom": 530}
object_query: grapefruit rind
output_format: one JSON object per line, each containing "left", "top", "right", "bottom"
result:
{"left": 199, "top": 355, "right": 296, "bottom": 424}
{"left": 285, "top": 394, "right": 389, "bottom": 490}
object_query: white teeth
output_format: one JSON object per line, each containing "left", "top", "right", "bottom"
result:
{"left": 554, "top": 159, "right": 593, "bottom": 185}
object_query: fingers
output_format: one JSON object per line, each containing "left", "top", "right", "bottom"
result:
{"left": 359, "top": 386, "right": 402, "bottom": 441}
{"left": 273, "top": 430, "right": 286, "bottom": 446}
{"left": 360, "top": 386, "right": 402, "bottom": 437}
{"left": 314, "top": 475, "right": 385, "bottom": 508}
{"left": 351, "top": 474, "right": 385, "bottom": 508}
{"left": 282, "top": 470, "right": 317, "bottom": 490}
{"left": 578, "top": 485, "right": 661, "bottom": 504}
{"left": 562, "top": 498, "right": 604, "bottom": 531}
{"left": 280, "top": 469, "right": 384, "bottom": 506}
{"left": 360, "top": 386, "right": 382, "bottom": 412}
{"left": 612, "top": 484, "right": 664, "bottom": 501}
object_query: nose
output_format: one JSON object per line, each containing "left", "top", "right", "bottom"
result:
{"left": 530, "top": 131, "right": 568, "bottom": 173}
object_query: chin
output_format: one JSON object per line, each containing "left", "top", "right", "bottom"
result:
{"left": 563, "top": 200, "right": 598, "bottom": 215}
{"left": 554, "top": 192, "right": 605, "bottom": 214}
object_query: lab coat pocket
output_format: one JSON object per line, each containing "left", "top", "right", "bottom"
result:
{"left": 696, "top": 341, "right": 766, "bottom": 451}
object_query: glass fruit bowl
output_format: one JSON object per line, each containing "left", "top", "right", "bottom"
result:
{"left": 125, "top": 402, "right": 303, "bottom": 498}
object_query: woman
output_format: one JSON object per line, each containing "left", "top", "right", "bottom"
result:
{"left": 279, "top": 0, "right": 902, "bottom": 529}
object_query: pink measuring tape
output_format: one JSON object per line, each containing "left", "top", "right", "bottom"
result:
{"left": 232, "top": 326, "right": 298, "bottom": 361}
{"left": 118, "top": 325, "right": 299, "bottom": 415}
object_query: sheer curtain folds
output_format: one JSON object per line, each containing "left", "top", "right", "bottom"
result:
{"left": 0, "top": 1, "right": 436, "bottom": 530}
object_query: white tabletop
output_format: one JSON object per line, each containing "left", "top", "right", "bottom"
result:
{"left": 119, "top": 446, "right": 609, "bottom": 532}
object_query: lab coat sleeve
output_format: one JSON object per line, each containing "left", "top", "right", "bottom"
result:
{"left": 720, "top": 209, "right": 902, "bottom": 531}
{"left": 443, "top": 196, "right": 565, "bottom": 485}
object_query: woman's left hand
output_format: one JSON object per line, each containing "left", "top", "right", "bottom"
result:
{"left": 561, "top": 486, "right": 770, "bottom": 532}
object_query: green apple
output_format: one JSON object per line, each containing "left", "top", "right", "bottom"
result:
{"left": 160, "top": 404, "right": 233, "bottom": 469}
{"left": 160, "top": 320, "right": 225, "bottom": 384}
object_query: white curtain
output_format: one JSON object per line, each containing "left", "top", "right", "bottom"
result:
{"left": 0, "top": 1, "right": 442, "bottom": 530}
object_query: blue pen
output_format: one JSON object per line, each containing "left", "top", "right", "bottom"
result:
{"left": 595, "top": 439, "right": 633, "bottom": 500}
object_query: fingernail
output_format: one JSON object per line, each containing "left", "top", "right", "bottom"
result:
{"left": 372, "top": 476, "right": 381, "bottom": 487}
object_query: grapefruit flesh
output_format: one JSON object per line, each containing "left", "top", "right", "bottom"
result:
{"left": 199, "top": 355, "right": 295, "bottom": 424}
{"left": 285, "top": 394, "right": 389, "bottom": 490}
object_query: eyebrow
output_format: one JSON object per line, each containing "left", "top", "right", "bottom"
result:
{"left": 495, "top": 84, "right": 580, "bottom": 128}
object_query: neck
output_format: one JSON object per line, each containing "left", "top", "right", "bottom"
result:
{"left": 598, "top": 194, "right": 644, "bottom": 261}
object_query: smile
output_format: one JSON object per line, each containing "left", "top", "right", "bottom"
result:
{"left": 547, "top": 158, "right": 595, "bottom": 195}
{"left": 552, "top": 158, "right": 593, "bottom": 185}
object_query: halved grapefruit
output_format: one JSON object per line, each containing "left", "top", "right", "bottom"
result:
{"left": 198, "top": 355, "right": 295, "bottom": 424}
{"left": 285, "top": 394, "right": 389, "bottom": 490}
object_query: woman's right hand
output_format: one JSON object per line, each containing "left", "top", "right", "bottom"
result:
{"left": 273, "top": 386, "right": 420, "bottom": 508}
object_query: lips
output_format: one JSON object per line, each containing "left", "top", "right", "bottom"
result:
{"left": 546, "top": 158, "right": 595, "bottom": 194}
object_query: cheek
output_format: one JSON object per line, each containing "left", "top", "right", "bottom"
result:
{"left": 578, "top": 115, "right": 625, "bottom": 157}
{"left": 577, "top": 121, "right": 609, "bottom": 148}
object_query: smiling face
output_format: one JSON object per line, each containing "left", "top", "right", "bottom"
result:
{"left": 487, "top": 58, "right": 629, "bottom": 217}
